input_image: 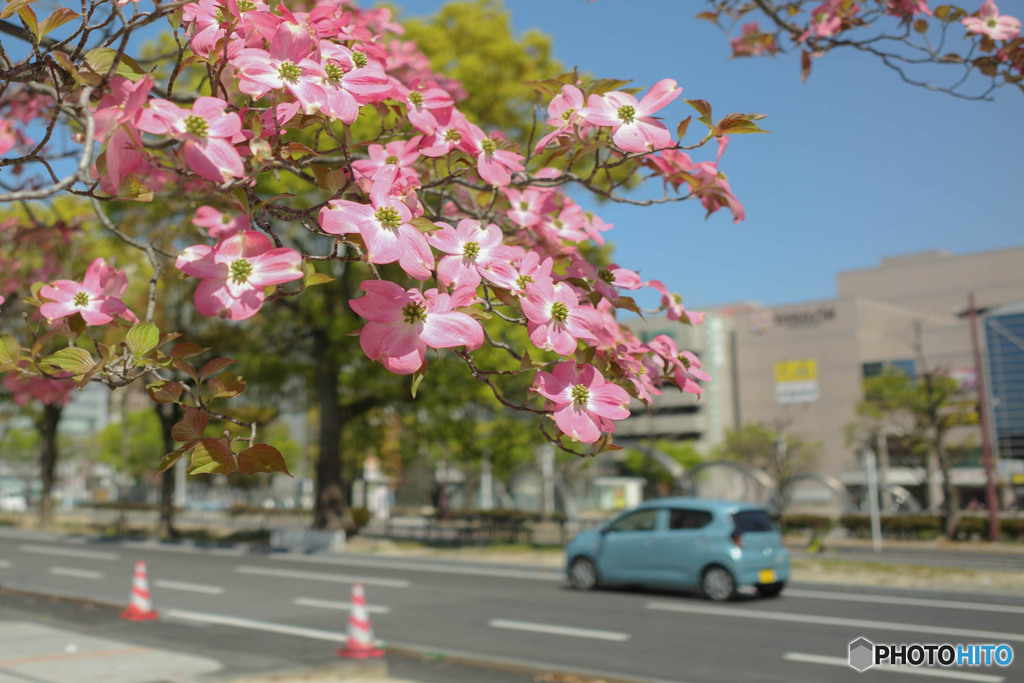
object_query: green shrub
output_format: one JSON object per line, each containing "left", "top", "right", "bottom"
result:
{"left": 780, "top": 514, "right": 834, "bottom": 534}
{"left": 839, "top": 514, "right": 871, "bottom": 537}
{"left": 1000, "top": 518, "right": 1024, "bottom": 540}
{"left": 954, "top": 516, "right": 988, "bottom": 539}
{"left": 345, "top": 507, "right": 371, "bottom": 535}
{"left": 883, "top": 514, "right": 942, "bottom": 539}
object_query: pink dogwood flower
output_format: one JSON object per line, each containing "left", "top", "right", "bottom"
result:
{"left": 318, "top": 168, "right": 434, "bottom": 280}
{"left": 534, "top": 84, "right": 586, "bottom": 153}
{"left": 522, "top": 280, "right": 601, "bottom": 355}
{"left": 175, "top": 231, "right": 303, "bottom": 320}
{"left": 648, "top": 280, "right": 705, "bottom": 325}
{"left": 963, "top": 1, "right": 1020, "bottom": 41}
{"left": 350, "top": 280, "right": 484, "bottom": 375}
{"left": 138, "top": 97, "right": 244, "bottom": 183}
{"left": 231, "top": 24, "right": 325, "bottom": 113}
{"left": 532, "top": 362, "right": 630, "bottom": 443}
{"left": 429, "top": 219, "right": 518, "bottom": 289}
{"left": 458, "top": 122, "right": 524, "bottom": 187}
{"left": 580, "top": 79, "right": 681, "bottom": 153}
{"left": 309, "top": 43, "right": 391, "bottom": 124}
{"left": 352, "top": 136, "right": 422, "bottom": 179}
{"left": 39, "top": 257, "right": 134, "bottom": 326}
{"left": 193, "top": 205, "right": 249, "bottom": 239}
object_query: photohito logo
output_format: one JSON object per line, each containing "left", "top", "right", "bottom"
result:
{"left": 848, "top": 637, "right": 1014, "bottom": 672}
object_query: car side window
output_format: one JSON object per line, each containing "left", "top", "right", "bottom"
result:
{"left": 607, "top": 508, "right": 659, "bottom": 533}
{"left": 668, "top": 508, "right": 712, "bottom": 530}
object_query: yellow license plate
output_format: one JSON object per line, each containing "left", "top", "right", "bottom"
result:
{"left": 758, "top": 569, "right": 777, "bottom": 584}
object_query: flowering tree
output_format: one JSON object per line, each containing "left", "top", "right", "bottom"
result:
{"left": 704, "top": 0, "right": 1022, "bottom": 100}
{"left": 0, "top": 0, "right": 759, "bottom": 513}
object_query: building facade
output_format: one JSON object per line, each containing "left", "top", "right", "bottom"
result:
{"left": 619, "top": 246, "right": 1024, "bottom": 511}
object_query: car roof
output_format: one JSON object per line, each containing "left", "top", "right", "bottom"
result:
{"left": 633, "top": 497, "right": 769, "bottom": 514}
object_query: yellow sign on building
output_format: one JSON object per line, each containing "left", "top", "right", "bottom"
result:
{"left": 774, "top": 359, "right": 818, "bottom": 383}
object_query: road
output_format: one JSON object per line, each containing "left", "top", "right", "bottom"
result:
{"left": 1, "top": 527, "right": 1022, "bottom": 683}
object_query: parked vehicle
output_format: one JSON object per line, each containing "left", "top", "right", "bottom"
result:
{"left": 565, "top": 497, "right": 789, "bottom": 601}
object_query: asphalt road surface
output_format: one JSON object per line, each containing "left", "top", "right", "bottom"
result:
{"left": 1, "top": 527, "right": 1022, "bottom": 683}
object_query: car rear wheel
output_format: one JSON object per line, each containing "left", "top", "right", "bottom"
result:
{"left": 569, "top": 557, "right": 599, "bottom": 590}
{"left": 701, "top": 565, "right": 736, "bottom": 602}
{"left": 756, "top": 581, "right": 785, "bottom": 598}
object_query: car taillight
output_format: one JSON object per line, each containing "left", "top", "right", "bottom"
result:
{"left": 731, "top": 532, "right": 742, "bottom": 548}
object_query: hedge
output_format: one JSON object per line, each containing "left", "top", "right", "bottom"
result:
{"left": 780, "top": 514, "right": 834, "bottom": 534}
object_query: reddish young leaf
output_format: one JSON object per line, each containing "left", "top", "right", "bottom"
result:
{"left": 237, "top": 444, "right": 291, "bottom": 476}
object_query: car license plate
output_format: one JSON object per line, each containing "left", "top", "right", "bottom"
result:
{"left": 758, "top": 569, "right": 777, "bottom": 584}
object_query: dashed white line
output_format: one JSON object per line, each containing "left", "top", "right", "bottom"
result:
{"left": 49, "top": 567, "right": 105, "bottom": 580}
{"left": 488, "top": 619, "right": 630, "bottom": 642}
{"left": 166, "top": 609, "right": 350, "bottom": 644}
{"left": 294, "top": 597, "right": 390, "bottom": 614}
{"left": 120, "top": 541, "right": 246, "bottom": 557}
{"left": 784, "top": 653, "right": 1005, "bottom": 682}
{"left": 273, "top": 553, "right": 563, "bottom": 582}
{"left": 153, "top": 579, "right": 225, "bottom": 595}
{"left": 235, "top": 565, "right": 410, "bottom": 588}
{"left": 21, "top": 544, "right": 119, "bottom": 561}
{"left": 784, "top": 589, "right": 1024, "bottom": 616}
{"left": 645, "top": 601, "right": 1024, "bottom": 643}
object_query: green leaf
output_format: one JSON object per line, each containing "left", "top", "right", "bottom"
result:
{"left": 410, "top": 369, "right": 426, "bottom": 399}
{"left": 585, "top": 78, "right": 632, "bottom": 97}
{"left": 913, "top": 18, "right": 929, "bottom": 33}
{"left": 147, "top": 381, "right": 184, "bottom": 404}
{"left": 38, "top": 7, "right": 78, "bottom": 39}
{"left": 42, "top": 347, "right": 95, "bottom": 374}
{"left": 0, "top": 335, "right": 19, "bottom": 365}
{"left": 17, "top": 5, "right": 37, "bottom": 39}
{"left": 409, "top": 216, "right": 441, "bottom": 232}
{"left": 188, "top": 439, "right": 237, "bottom": 475}
{"left": 0, "top": 0, "right": 37, "bottom": 21}
{"left": 199, "top": 357, "right": 235, "bottom": 383}
{"left": 126, "top": 322, "right": 160, "bottom": 358}
{"left": 237, "top": 444, "right": 291, "bottom": 476}
{"left": 171, "top": 342, "right": 207, "bottom": 361}
{"left": 171, "top": 408, "right": 207, "bottom": 443}
{"left": 676, "top": 116, "right": 691, "bottom": 142}
{"left": 82, "top": 47, "right": 148, "bottom": 82}
{"left": 304, "top": 272, "right": 335, "bottom": 287}
{"left": 686, "top": 99, "right": 713, "bottom": 118}
{"left": 157, "top": 446, "right": 190, "bottom": 474}
{"left": 118, "top": 173, "right": 154, "bottom": 202}
{"left": 207, "top": 371, "right": 245, "bottom": 400}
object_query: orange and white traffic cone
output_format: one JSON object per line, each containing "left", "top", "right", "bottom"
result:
{"left": 336, "top": 583, "right": 384, "bottom": 658}
{"left": 120, "top": 560, "right": 159, "bottom": 621}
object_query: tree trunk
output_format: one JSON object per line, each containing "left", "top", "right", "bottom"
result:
{"left": 37, "top": 403, "right": 62, "bottom": 527}
{"left": 313, "top": 329, "right": 346, "bottom": 529}
{"left": 936, "top": 435, "right": 959, "bottom": 539}
{"left": 155, "top": 402, "right": 181, "bottom": 539}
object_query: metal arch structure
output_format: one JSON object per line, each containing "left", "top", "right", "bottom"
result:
{"left": 778, "top": 472, "right": 853, "bottom": 514}
{"left": 681, "top": 460, "right": 776, "bottom": 501}
{"left": 596, "top": 440, "right": 689, "bottom": 494}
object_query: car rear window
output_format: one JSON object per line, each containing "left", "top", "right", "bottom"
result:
{"left": 732, "top": 510, "right": 774, "bottom": 534}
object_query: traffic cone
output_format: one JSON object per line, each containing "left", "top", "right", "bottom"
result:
{"left": 336, "top": 583, "right": 384, "bottom": 658}
{"left": 120, "top": 560, "right": 159, "bottom": 621}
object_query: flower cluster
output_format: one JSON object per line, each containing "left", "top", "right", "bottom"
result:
{"left": 8, "top": 0, "right": 737, "bottom": 450}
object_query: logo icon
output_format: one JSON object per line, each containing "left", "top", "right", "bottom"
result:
{"left": 849, "top": 637, "right": 875, "bottom": 672}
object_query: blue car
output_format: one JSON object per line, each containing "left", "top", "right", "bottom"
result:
{"left": 565, "top": 498, "right": 790, "bottom": 601}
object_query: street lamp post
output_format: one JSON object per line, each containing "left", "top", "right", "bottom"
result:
{"left": 966, "top": 293, "right": 1000, "bottom": 542}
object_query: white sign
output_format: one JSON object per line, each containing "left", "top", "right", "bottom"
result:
{"left": 775, "top": 380, "right": 819, "bottom": 404}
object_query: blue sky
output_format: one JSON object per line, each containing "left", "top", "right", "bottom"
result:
{"left": 395, "top": 0, "right": 1022, "bottom": 311}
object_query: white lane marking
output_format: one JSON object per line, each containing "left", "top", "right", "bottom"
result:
{"left": 166, "top": 609, "right": 350, "bottom": 644}
{"left": 0, "top": 560, "right": 11, "bottom": 568}
{"left": 488, "top": 619, "right": 630, "bottom": 642}
{"left": 153, "top": 579, "right": 225, "bottom": 595}
{"left": 294, "top": 597, "right": 390, "bottom": 614}
{"left": 785, "top": 589, "right": 1024, "bottom": 616}
{"left": 784, "top": 653, "right": 1005, "bottom": 682}
{"left": 49, "top": 566, "right": 104, "bottom": 580}
{"left": 236, "top": 565, "right": 410, "bottom": 588}
{"left": 120, "top": 541, "right": 246, "bottom": 557}
{"left": 274, "top": 553, "right": 563, "bottom": 582}
{"left": 646, "top": 601, "right": 1024, "bottom": 643}
{"left": 21, "top": 544, "right": 119, "bottom": 561}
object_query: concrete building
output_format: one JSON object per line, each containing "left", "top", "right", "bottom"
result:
{"left": 619, "top": 246, "right": 1024, "bottom": 511}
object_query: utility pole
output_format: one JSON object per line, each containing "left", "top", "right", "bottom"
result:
{"left": 967, "top": 293, "right": 1000, "bottom": 542}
